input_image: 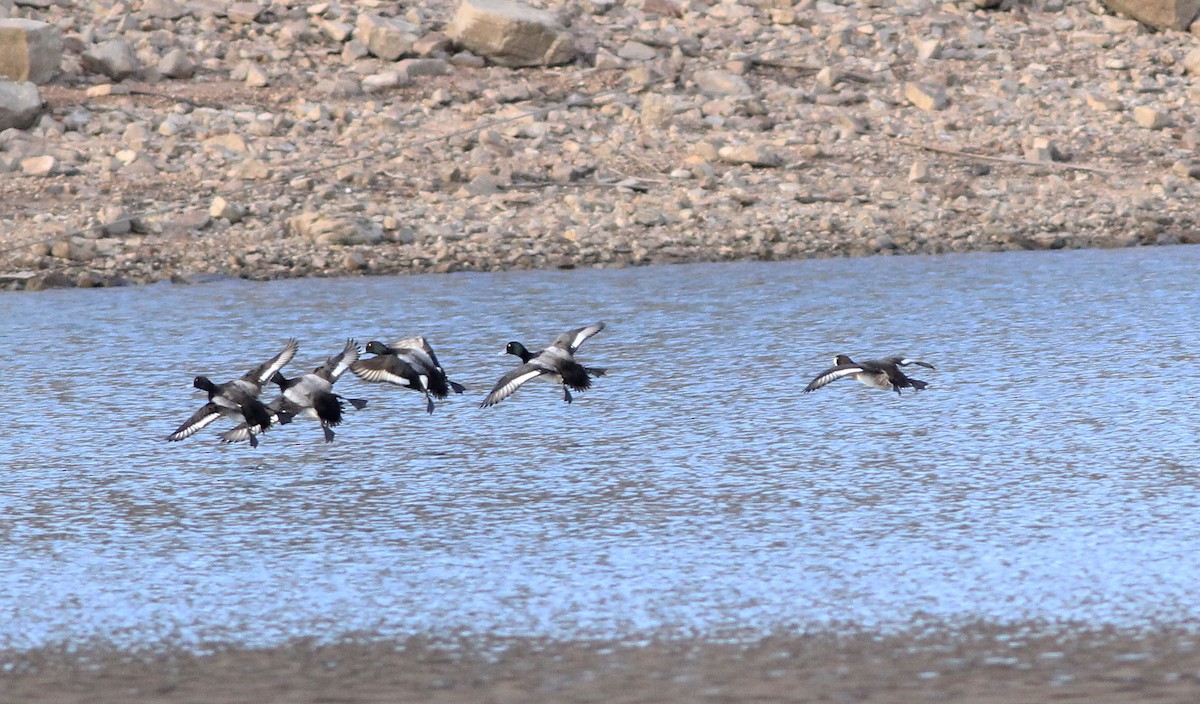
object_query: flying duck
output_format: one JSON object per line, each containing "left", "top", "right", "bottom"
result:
{"left": 220, "top": 339, "right": 368, "bottom": 444}
{"left": 349, "top": 336, "right": 465, "bottom": 414}
{"left": 803, "top": 354, "right": 935, "bottom": 395}
{"left": 480, "top": 322, "right": 607, "bottom": 408}
{"left": 167, "top": 338, "right": 299, "bottom": 447}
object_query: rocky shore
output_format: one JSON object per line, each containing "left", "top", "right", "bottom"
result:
{"left": 2, "top": 0, "right": 1200, "bottom": 291}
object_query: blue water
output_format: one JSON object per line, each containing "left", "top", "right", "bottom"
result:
{"left": 1, "top": 246, "right": 1199, "bottom": 650}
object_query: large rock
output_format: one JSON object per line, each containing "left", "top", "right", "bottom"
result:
{"left": 0, "top": 79, "right": 41, "bottom": 130}
{"left": 446, "top": 0, "right": 574, "bottom": 67}
{"left": 1100, "top": 0, "right": 1200, "bottom": 30}
{"left": 355, "top": 14, "right": 420, "bottom": 61}
{"left": 0, "top": 19, "right": 62, "bottom": 83}
{"left": 82, "top": 39, "right": 140, "bottom": 80}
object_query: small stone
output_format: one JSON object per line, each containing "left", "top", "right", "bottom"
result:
{"left": 413, "top": 32, "right": 452, "bottom": 56}
{"left": 1024, "top": 136, "right": 1063, "bottom": 162}
{"left": 355, "top": 13, "right": 420, "bottom": 60}
{"left": 244, "top": 63, "right": 269, "bottom": 87}
{"left": 908, "top": 161, "right": 932, "bottom": 183}
{"left": 618, "top": 40, "right": 657, "bottom": 61}
{"left": 204, "top": 133, "right": 248, "bottom": 154}
{"left": 361, "top": 71, "right": 403, "bottom": 92}
{"left": 81, "top": 39, "right": 140, "bottom": 80}
{"left": 209, "top": 196, "right": 244, "bottom": 223}
{"left": 446, "top": 0, "right": 575, "bottom": 67}
{"left": 158, "top": 48, "right": 194, "bottom": 79}
{"left": 1132, "top": 105, "right": 1168, "bottom": 129}
{"left": 98, "top": 205, "right": 131, "bottom": 235}
{"left": 1172, "top": 160, "right": 1200, "bottom": 179}
{"left": 1085, "top": 93, "right": 1122, "bottom": 111}
{"left": 1183, "top": 48, "right": 1200, "bottom": 75}
{"left": 905, "top": 82, "right": 948, "bottom": 111}
{"left": 226, "top": 2, "right": 263, "bottom": 24}
{"left": 717, "top": 143, "right": 782, "bottom": 167}
{"left": 914, "top": 37, "right": 941, "bottom": 61}
{"left": 396, "top": 57, "right": 449, "bottom": 79}
{"left": 0, "top": 79, "right": 41, "bottom": 130}
{"left": 20, "top": 153, "right": 55, "bottom": 175}
{"left": 85, "top": 83, "right": 129, "bottom": 97}
{"left": 694, "top": 70, "right": 752, "bottom": 96}
{"left": 319, "top": 19, "right": 353, "bottom": 42}
{"left": 142, "top": 0, "right": 186, "bottom": 20}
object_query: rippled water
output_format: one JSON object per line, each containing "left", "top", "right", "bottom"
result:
{"left": 2, "top": 246, "right": 1200, "bottom": 650}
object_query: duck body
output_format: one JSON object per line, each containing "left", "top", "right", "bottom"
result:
{"left": 167, "top": 338, "right": 299, "bottom": 447}
{"left": 350, "top": 337, "right": 465, "bottom": 414}
{"left": 803, "top": 354, "right": 934, "bottom": 395}
{"left": 222, "top": 339, "right": 367, "bottom": 443}
{"left": 481, "top": 322, "right": 607, "bottom": 407}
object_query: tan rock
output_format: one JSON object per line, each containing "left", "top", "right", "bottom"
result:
{"left": 0, "top": 18, "right": 62, "bottom": 83}
{"left": 20, "top": 153, "right": 55, "bottom": 175}
{"left": 1100, "top": 0, "right": 1200, "bottom": 30}
{"left": 446, "top": 0, "right": 575, "bottom": 67}
{"left": 905, "top": 82, "right": 948, "bottom": 111}
{"left": 717, "top": 144, "right": 782, "bottom": 167}
{"left": 209, "top": 196, "right": 244, "bottom": 223}
{"left": 1132, "top": 105, "right": 1168, "bottom": 129}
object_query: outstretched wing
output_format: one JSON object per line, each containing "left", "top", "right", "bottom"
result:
{"left": 480, "top": 364, "right": 550, "bottom": 407}
{"left": 316, "top": 339, "right": 360, "bottom": 382}
{"left": 888, "top": 356, "right": 935, "bottom": 370}
{"left": 803, "top": 365, "right": 865, "bottom": 393}
{"left": 551, "top": 322, "right": 605, "bottom": 354}
{"left": 244, "top": 338, "right": 299, "bottom": 385}
{"left": 350, "top": 354, "right": 418, "bottom": 387}
{"left": 167, "top": 403, "right": 223, "bottom": 441}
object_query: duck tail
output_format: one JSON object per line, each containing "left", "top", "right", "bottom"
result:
{"left": 244, "top": 399, "right": 274, "bottom": 431}
{"left": 560, "top": 362, "right": 593, "bottom": 392}
{"left": 313, "top": 393, "right": 345, "bottom": 426}
{"left": 449, "top": 379, "right": 466, "bottom": 395}
{"left": 908, "top": 378, "right": 929, "bottom": 391}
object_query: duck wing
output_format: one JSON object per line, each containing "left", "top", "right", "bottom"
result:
{"left": 480, "top": 363, "right": 551, "bottom": 407}
{"left": 315, "top": 339, "right": 360, "bottom": 382}
{"left": 350, "top": 353, "right": 419, "bottom": 387}
{"left": 803, "top": 364, "right": 866, "bottom": 393}
{"left": 167, "top": 403, "right": 224, "bottom": 441}
{"left": 550, "top": 322, "right": 605, "bottom": 354}
{"left": 885, "top": 356, "right": 935, "bottom": 370}
{"left": 243, "top": 338, "right": 299, "bottom": 387}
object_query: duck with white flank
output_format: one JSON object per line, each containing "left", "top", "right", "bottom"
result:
{"left": 350, "top": 337, "right": 465, "bottom": 414}
{"left": 221, "top": 339, "right": 368, "bottom": 444}
{"left": 803, "top": 354, "right": 935, "bottom": 395}
{"left": 167, "top": 338, "right": 299, "bottom": 447}
{"left": 480, "top": 322, "right": 607, "bottom": 408}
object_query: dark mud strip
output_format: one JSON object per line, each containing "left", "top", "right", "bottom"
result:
{"left": 3, "top": 622, "right": 1200, "bottom": 704}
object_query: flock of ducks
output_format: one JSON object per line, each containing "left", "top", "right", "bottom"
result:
{"left": 167, "top": 320, "right": 936, "bottom": 447}
{"left": 167, "top": 323, "right": 610, "bottom": 446}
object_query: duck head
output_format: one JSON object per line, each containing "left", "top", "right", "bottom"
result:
{"left": 505, "top": 341, "right": 533, "bottom": 362}
{"left": 834, "top": 354, "right": 854, "bottom": 366}
{"left": 364, "top": 340, "right": 391, "bottom": 356}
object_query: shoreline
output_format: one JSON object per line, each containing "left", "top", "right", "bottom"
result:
{"left": 4, "top": 622, "right": 1200, "bottom": 702}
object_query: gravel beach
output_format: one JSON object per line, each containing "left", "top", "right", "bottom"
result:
{"left": 2, "top": 0, "right": 1200, "bottom": 291}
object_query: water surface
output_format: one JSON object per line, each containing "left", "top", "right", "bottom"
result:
{"left": 2, "top": 246, "right": 1199, "bottom": 650}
